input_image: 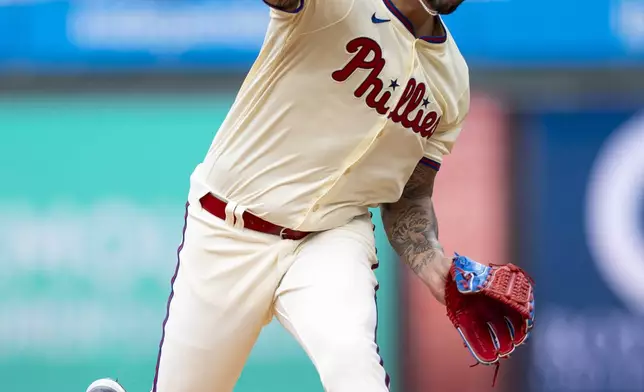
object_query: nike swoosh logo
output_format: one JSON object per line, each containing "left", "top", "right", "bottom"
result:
{"left": 371, "top": 13, "right": 391, "bottom": 24}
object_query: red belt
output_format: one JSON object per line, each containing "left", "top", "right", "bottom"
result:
{"left": 199, "top": 193, "right": 311, "bottom": 240}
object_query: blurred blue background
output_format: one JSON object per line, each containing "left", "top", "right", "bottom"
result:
{"left": 0, "top": 0, "right": 643, "bottom": 71}
{"left": 0, "top": 1, "right": 643, "bottom": 392}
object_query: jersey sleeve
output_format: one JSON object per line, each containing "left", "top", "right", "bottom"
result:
{"left": 421, "top": 87, "right": 470, "bottom": 171}
{"left": 263, "top": 0, "right": 352, "bottom": 32}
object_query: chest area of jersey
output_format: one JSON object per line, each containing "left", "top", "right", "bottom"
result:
{"left": 331, "top": 36, "right": 443, "bottom": 139}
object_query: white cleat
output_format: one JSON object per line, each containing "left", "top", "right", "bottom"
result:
{"left": 86, "top": 378, "right": 127, "bottom": 392}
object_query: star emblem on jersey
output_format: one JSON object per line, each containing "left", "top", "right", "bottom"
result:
{"left": 371, "top": 13, "right": 391, "bottom": 24}
{"left": 332, "top": 37, "right": 443, "bottom": 139}
{"left": 422, "top": 98, "right": 430, "bottom": 108}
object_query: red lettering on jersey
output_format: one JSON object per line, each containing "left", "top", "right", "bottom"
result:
{"left": 400, "top": 80, "right": 425, "bottom": 129}
{"left": 332, "top": 37, "right": 441, "bottom": 139}
{"left": 389, "top": 79, "right": 439, "bottom": 137}
{"left": 332, "top": 37, "right": 391, "bottom": 115}
{"left": 419, "top": 111, "right": 441, "bottom": 138}
{"left": 388, "top": 79, "right": 416, "bottom": 123}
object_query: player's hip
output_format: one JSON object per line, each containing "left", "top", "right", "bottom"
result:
{"left": 189, "top": 170, "right": 361, "bottom": 232}
{"left": 176, "top": 201, "right": 296, "bottom": 310}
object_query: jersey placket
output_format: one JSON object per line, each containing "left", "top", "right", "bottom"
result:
{"left": 379, "top": 41, "right": 419, "bottom": 130}
{"left": 298, "top": 42, "right": 419, "bottom": 224}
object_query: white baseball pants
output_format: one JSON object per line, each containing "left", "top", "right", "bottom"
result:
{"left": 151, "top": 200, "right": 390, "bottom": 391}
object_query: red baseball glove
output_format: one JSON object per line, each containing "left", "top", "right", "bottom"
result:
{"left": 444, "top": 254, "right": 535, "bottom": 384}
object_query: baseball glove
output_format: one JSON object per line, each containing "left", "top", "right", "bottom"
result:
{"left": 445, "top": 254, "right": 535, "bottom": 383}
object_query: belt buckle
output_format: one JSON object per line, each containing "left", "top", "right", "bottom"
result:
{"left": 279, "top": 228, "right": 289, "bottom": 240}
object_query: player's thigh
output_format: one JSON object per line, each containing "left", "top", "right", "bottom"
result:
{"left": 154, "top": 276, "right": 264, "bottom": 392}
{"left": 274, "top": 214, "right": 389, "bottom": 390}
{"left": 154, "top": 203, "right": 287, "bottom": 392}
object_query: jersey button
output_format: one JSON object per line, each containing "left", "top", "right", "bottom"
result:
{"left": 312, "top": 204, "right": 320, "bottom": 212}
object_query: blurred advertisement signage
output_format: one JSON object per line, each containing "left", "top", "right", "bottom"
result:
{"left": 66, "top": 1, "right": 267, "bottom": 52}
{"left": 448, "top": 0, "right": 644, "bottom": 65}
{"left": 586, "top": 112, "right": 644, "bottom": 314}
{"left": 0, "top": 0, "right": 643, "bottom": 72}
{"left": 615, "top": 0, "right": 644, "bottom": 51}
{"left": 0, "top": 0, "right": 269, "bottom": 72}
{"left": 524, "top": 108, "right": 644, "bottom": 392}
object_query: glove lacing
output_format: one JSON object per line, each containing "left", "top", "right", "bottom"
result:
{"left": 470, "top": 362, "right": 501, "bottom": 387}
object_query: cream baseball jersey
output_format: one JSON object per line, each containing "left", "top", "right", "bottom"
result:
{"left": 190, "top": 0, "right": 470, "bottom": 232}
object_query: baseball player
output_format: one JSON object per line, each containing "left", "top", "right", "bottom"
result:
{"left": 87, "top": 0, "right": 531, "bottom": 391}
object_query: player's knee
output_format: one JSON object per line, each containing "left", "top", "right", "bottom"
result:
{"left": 314, "top": 336, "right": 384, "bottom": 388}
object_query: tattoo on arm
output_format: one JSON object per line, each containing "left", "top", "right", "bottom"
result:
{"left": 381, "top": 163, "right": 443, "bottom": 276}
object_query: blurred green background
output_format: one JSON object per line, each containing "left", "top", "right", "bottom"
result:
{"left": 0, "top": 95, "right": 399, "bottom": 392}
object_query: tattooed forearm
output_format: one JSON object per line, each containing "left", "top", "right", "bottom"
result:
{"left": 382, "top": 198, "right": 443, "bottom": 274}
{"left": 381, "top": 163, "right": 443, "bottom": 276}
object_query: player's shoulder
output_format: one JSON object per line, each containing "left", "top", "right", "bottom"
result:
{"left": 266, "top": 0, "right": 357, "bottom": 23}
{"left": 444, "top": 26, "right": 469, "bottom": 72}
{"left": 427, "top": 24, "right": 470, "bottom": 129}
{"left": 442, "top": 24, "right": 470, "bottom": 94}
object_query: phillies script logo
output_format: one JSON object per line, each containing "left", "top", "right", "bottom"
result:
{"left": 332, "top": 37, "right": 441, "bottom": 139}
